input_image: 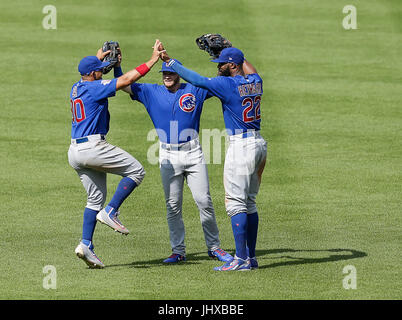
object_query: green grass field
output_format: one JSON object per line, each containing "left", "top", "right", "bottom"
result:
{"left": 0, "top": 0, "right": 401, "bottom": 300}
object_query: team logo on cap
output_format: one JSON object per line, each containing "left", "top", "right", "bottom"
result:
{"left": 179, "top": 93, "right": 196, "bottom": 112}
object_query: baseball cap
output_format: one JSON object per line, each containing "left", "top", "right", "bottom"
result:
{"left": 211, "top": 47, "right": 244, "bottom": 65}
{"left": 78, "top": 56, "right": 111, "bottom": 75}
{"left": 160, "top": 59, "right": 182, "bottom": 73}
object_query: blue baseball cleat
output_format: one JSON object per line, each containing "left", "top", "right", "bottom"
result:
{"left": 249, "top": 257, "right": 258, "bottom": 269}
{"left": 213, "top": 255, "right": 251, "bottom": 271}
{"left": 208, "top": 248, "right": 234, "bottom": 263}
{"left": 163, "top": 253, "right": 186, "bottom": 263}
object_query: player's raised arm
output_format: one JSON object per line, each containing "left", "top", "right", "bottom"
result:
{"left": 109, "top": 45, "right": 132, "bottom": 94}
{"left": 242, "top": 59, "right": 258, "bottom": 75}
{"left": 194, "top": 33, "right": 258, "bottom": 75}
{"left": 115, "top": 39, "right": 164, "bottom": 91}
{"left": 159, "top": 47, "right": 210, "bottom": 89}
{"left": 158, "top": 43, "right": 234, "bottom": 101}
{"left": 112, "top": 59, "right": 133, "bottom": 95}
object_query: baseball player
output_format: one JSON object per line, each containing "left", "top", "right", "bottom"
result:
{"left": 159, "top": 41, "right": 267, "bottom": 271}
{"left": 69, "top": 40, "right": 164, "bottom": 268}
{"left": 114, "top": 60, "right": 233, "bottom": 264}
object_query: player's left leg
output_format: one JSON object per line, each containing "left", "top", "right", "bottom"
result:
{"left": 186, "top": 160, "right": 233, "bottom": 263}
{"left": 186, "top": 161, "right": 219, "bottom": 247}
{"left": 98, "top": 176, "right": 138, "bottom": 234}
{"left": 92, "top": 142, "right": 145, "bottom": 234}
{"left": 246, "top": 138, "right": 267, "bottom": 269}
{"left": 100, "top": 144, "right": 145, "bottom": 204}
{"left": 214, "top": 139, "right": 252, "bottom": 271}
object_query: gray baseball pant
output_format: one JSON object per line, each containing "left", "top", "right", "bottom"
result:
{"left": 159, "top": 138, "right": 221, "bottom": 256}
{"left": 68, "top": 134, "right": 145, "bottom": 211}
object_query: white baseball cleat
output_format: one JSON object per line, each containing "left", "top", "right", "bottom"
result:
{"left": 214, "top": 255, "right": 251, "bottom": 271}
{"left": 96, "top": 208, "right": 130, "bottom": 235}
{"left": 75, "top": 242, "right": 105, "bottom": 269}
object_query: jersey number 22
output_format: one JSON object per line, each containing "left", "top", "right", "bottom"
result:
{"left": 242, "top": 96, "right": 261, "bottom": 123}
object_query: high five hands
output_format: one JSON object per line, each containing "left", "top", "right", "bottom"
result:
{"left": 157, "top": 42, "right": 170, "bottom": 62}
{"left": 151, "top": 39, "right": 167, "bottom": 63}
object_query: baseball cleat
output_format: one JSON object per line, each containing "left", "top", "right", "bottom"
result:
{"left": 249, "top": 257, "right": 258, "bottom": 269}
{"left": 75, "top": 242, "right": 105, "bottom": 269}
{"left": 96, "top": 208, "right": 129, "bottom": 235}
{"left": 213, "top": 255, "right": 251, "bottom": 271}
{"left": 163, "top": 253, "right": 186, "bottom": 263}
{"left": 208, "top": 248, "right": 234, "bottom": 263}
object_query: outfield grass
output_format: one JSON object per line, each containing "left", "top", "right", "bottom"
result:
{"left": 0, "top": 0, "right": 401, "bottom": 299}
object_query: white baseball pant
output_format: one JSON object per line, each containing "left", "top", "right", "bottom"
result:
{"left": 224, "top": 131, "right": 267, "bottom": 217}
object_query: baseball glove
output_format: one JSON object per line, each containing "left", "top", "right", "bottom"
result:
{"left": 195, "top": 34, "right": 232, "bottom": 59}
{"left": 101, "top": 41, "right": 120, "bottom": 74}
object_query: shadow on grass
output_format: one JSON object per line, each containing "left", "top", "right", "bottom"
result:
{"left": 106, "top": 248, "right": 367, "bottom": 269}
{"left": 255, "top": 248, "right": 367, "bottom": 269}
{"left": 106, "top": 251, "right": 221, "bottom": 269}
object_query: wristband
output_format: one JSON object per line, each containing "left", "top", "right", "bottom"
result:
{"left": 135, "top": 63, "right": 150, "bottom": 76}
{"left": 166, "top": 59, "right": 176, "bottom": 67}
{"left": 114, "top": 66, "right": 123, "bottom": 78}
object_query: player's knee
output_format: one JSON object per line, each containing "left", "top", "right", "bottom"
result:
{"left": 246, "top": 202, "right": 257, "bottom": 214}
{"left": 225, "top": 197, "right": 247, "bottom": 217}
{"left": 165, "top": 197, "right": 182, "bottom": 217}
{"left": 86, "top": 193, "right": 106, "bottom": 211}
{"left": 137, "top": 165, "right": 146, "bottom": 182}
{"left": 194, "top": 194, "right": 212, "bottom": 211}
{"left": 127, "top": 165, "right": 146, "bottom": 186}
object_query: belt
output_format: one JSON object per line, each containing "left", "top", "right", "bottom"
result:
{"left": 160, "top": 138, "right": 199, "bottom": 151}
{"left": 228, "top": 130, "right": 261, "bottom": 141}
{"left": 242, "top": 131, "right": 256, "bottom": 138}
{"left": 72, "top": 134, "right": 105, "bottom": 144}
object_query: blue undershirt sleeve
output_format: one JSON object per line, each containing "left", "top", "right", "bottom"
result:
{"left": 114, "top": 66, "right": 123, "bottom": 78}
{"left": 169, "top": 59, "right": 230, "bottom": 101}
{"left": 169, "top": 60, "right": 210, "bottom": 89}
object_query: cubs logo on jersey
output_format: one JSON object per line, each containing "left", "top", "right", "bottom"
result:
{"left": 179, "top": 93, "right": 196, "bottom": 112}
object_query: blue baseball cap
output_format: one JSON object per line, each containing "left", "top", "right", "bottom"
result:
{"left": 78, "top": 56, "right": 111, "bottom": 75}
{"left": 160, "top": 59, "right": 182, "bottom": 73}
{"left": 211, "top": 47, "right": 244, "bottom": 65}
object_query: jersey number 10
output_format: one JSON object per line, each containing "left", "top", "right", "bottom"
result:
{"left": 70, "top": 98, "right": 86, "bottom": 123}
{"left": 242, "top": 96, "right": 261, "bottom": 123}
